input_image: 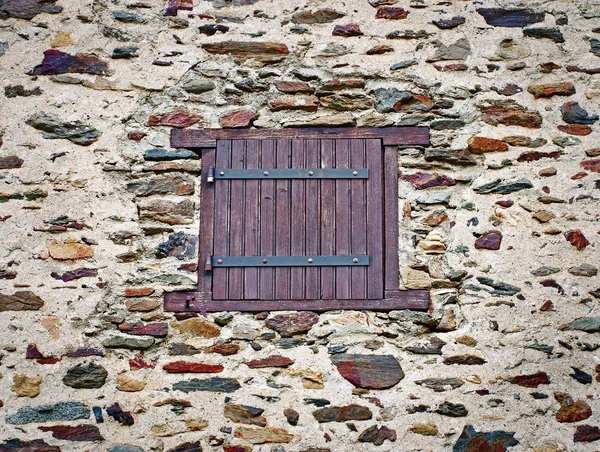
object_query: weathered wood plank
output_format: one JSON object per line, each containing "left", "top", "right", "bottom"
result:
{"left": 197, "top": 148, "right": 215, "bottom": 294}
{"left": 305, "top": 139, "right": 320, "bottom": 299}
{"left": 171, "top": 127, "right": 430, "bottom": 148}
{"left": 227, "top": 140, "right": 245, "bottom": 300}
{"left": 350, "top": 139, "right": 367, "bottom": 300}
{"left": 212, "top": 140, "right": 231, "bottom": 300}
{"left": 274, "top": 139, "right": 292, "bottom": 299}
{"left": 243, "top": 139, "right": 259, "bottom": 300}
{"left": 259, "top": 140, "right": 275, "bottom": 300}
{"left": 290, "top": 139, "right": 305, "bottom": 300}
{"left": 366, "top": 138, "right": 384, "bottom": 299}
{"left": 320, "top": 139, "right": 335, "bottom": 300}
{"left": 384, "top": 145, "right": 400, "bottom": 293}
{"left": 334, "top": 139, "right": 351, "bottom": 300}
{"left": 164, "top": 290, "right": 431, "bottom": 312}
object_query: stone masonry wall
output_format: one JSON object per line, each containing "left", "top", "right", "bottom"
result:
{"left": 1, "top": 0, "right": 600, "bottom": 450}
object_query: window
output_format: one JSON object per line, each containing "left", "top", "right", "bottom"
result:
{"left": 164, "top": 127, "right": 430, "bottom": 313}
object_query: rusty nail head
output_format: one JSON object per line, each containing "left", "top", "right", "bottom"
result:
{"left": 217, "top": 259, "right": 223, "bottom": 264}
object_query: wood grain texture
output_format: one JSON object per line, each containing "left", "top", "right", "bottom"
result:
{"left": 212, "top": 140, "right": 231, "bottom": 300}
{"left": 384, "top": 145, "right": 400, "bottom": 292}
{"left": 320, "top": 139, "right": 336, "bottom": 300}
{"left": 171, "top": 127, "right": 430, "bottom": 148}
{"left": 366, "top": 138, "right": 384, "bottom": 299}
{"left": 259, "top": 140, "right": 275, "bottom": 300}
{"left": 244, "top": 139, "right": 259, "bottom": 299}
{"left": 197, "top": 148, "right": 215, "bottom": 293}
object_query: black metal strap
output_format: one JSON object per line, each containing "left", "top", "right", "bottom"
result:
{"left": 212, "top": 255, "right": 369, "bottom": 267}
{"left": 213, "top": 168, "right": 368, "bottom": 179}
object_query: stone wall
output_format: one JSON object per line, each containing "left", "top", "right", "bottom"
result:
{"left": 1, "top": 0, "right": 600, "bottom": 450}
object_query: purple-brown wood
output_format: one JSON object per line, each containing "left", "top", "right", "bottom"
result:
{"left": 366, "top": 139, "right": 384, "bottom": 299}
{"left": 275, "top": 139, "right": 292, "bottom": 299}
{"left": 290, "top": 139, "right": 305, "bottom": 299}
{"left": 244, "top": 139, "right": 259, "bottom": 299}
{"left": 320, "top": 139, "right": 336, "bottom": 299}
{"left": 350, "top": 139, "right": 367, "bottom": 300}
{"left": 164, "top": 289, "right": 430, "bottom": 312}
{"left": 259, "top": 140, "right": 275, "bottom": 300}
{"left": 228, "top": 140, "right": 245, "bottom": 299}
{"left": 383, "top": 145, "right": 400, "bottom": 293}
{"left": 305, "top": 139, "right": 320, "bottom": 299}
{"left": 171, "top": 127, "right": 430, "bottom": 148}
{"left": 212, "top": 140, "right": 231, "bottom": 299}
{"left": 335, "top": 139, "right": 351, "bottom": 300}
{"left": 198, "top": 148, "right": 215, "bottom": 293}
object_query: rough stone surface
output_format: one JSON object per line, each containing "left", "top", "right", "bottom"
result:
{"left": 330, "top": 354, "right": 404, "bottom": 389}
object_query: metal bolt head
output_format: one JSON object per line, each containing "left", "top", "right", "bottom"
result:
{"left": 353, "top": 258, "right": 359, "bottom": 263}
{"left": 219, "top": 171, "right": 225, "bottom": 176}
{"left": 308, "top": 171, "right": 314, "bottom": 176}
{"left": 263, "top": 259, "right": 268, "bottom": 264}
{"left": 264, "top": 171, "right": 269, "bottom": 176}
{"left": 308, "top": 258, "right": 313, "bottom": 263}
{"left": 217, "top": 259, "right": 223, "bottom": 264}
{"left": 353, "top": 171, "right": 358, "bottom": 176}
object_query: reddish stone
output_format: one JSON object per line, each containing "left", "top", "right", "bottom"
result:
{"left": 201, "top": 42, "right": 289, "bottom": 64}
{"left": 51, "top": 268, "right": 98, "bottom": 282}
{"left": 129, "top": 353, "right": 156, "bottom": 370}
{"left": 496, "top": 200, "right": 514, "bottom": 208}
{"left": 163, "top": 361, "right": 224, "bottom": 373}
{"left": 273, "top": 80, "right": 312, "bottom": 94}
{"left": 224, "top": 403, "right": 267, "bottom": 427}
{"left": 119, "top": 322, "right": 169, "bottom": 338}
{"left": 0, "top": 291, "right": 44, "bottom": 311}
{"left": 587, "top": 149, "right": 600, "bottom": 158}
{"left": 540, "top": 300, "right": 554, "bottom": 311}
{"left": 581, "top": 159, "right": 600, "bottom": 173}
{"left": 527, "top": 82, "right": 575, "bottom": 98}
{"left": 26, "top": 344, "right": 44, "bottom": 359}
{"left": 517, "top": 150, "right": 563, "bottom": 162}
{"left": 597, "top": 364, "right": 600, "bottom": 383}
{"left": 224, "top": 446, "right": 251, "bottom": 452}
{"left": 574, "top": 425, "right": 600, "bottom": 443}
{"left": 124, "top": 288, "right": 154, "bottom": 297}
{"left": 443, "top": 354, "right": 487, "bottom": 365}
{"left": 246, "top": 355, "right": 294, "bottom": 368}
{"left": 480, "top": 102, "right": 543, "bottom": 128}
{"left": 539, "top": 62, "right": 561, "bottom": 73}
{"left": 358, "top": 425, "right": 397, "bottom": 446}
{"left": 330, "top": 354, "right": 404, "bottom": 389}
{"left": 219, "top": 110, "right": 259, "bottom": 128}
{"left": 178, "top": 263, "right": 198, "bottom": 272}
{"left": 366, "top": 45, "right": 394, "bottom": 55}
{"left": 265, "top": 312, "right": 319, "bottom": 337}
{"left": 555, "top": 393, "right": 592, "bottom": 423}
{"left": 127, "top": 131, "right": 147, "bottom": 141}
{"left": 508, "top": 371, "right": 550, "bottom": 388}
{"left": 313, "top": 404, "right": 372, "bottom": 423}
{"left": 319, "top": 94, "right": 372, "bottom": 111}
{"left": 270, "top": 96, "right": 319, "bottom": 112}
{"left": 474, "top": 231, "right": 502, "bottom": 250}
{"left": 422, "top": 210, "right": 448, "bottom": 227}
{"left": 558, "top": 124, "right": 592, "bottom": 136}
{"left": 28, "top": 50, "right": 110, "bottom": 76}
{"left": 205, "top": 342, "right": 240, "bottom": 356}
{"left": 434, "top": 64, "right": 469, "bottom": 72}
{"left": 564, "top": 230, "right": 590, "bottom": 251}
{"left": 0, "top": 156, "right": 24, "bottom": 169}
{"left": 376, "top": 7, "right": 409, "bottom": 20}
{"left": 320, "top": 79, "right": 365, "bottom": 90}
{"left": 164, "top": 0, "right": 193, "bottom": 16}
{"left": 401, "top": 172, "right": 456, "bottom": 189}
{"left": 572, "top": 172, "right": 588, "bottom": 180}
{"left": 0, "top": 439, "right": 60, "bottom": 451}
{"left": 146, "top": 109, "right": 201, "bottom": 128}
{"left": 332, "top": 24, "right": 363, "bottom": 37}
{"left": 291, "top": 8, "right": 345, "bottom": 24}
{"left": 38, "top": 425, "right": 104, "bottom": 441}
{"left": 106, "top": 402, "right": 134, "bottom": 426}
{"left": 66, "top": 348, "right": 104, "bottom": 357}
{"left": 454, "top": 426, "right": 518, "bottom": 451}
{"left": 467, "top": 137, "right": 508, "bottom": 154}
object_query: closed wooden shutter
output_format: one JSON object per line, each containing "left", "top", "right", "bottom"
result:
{"left": 164, "top": 128, "right": 431, "bottom": 313}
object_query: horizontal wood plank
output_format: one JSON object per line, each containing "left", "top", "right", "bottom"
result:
{"left": 164, "top": 290, "right": 430, "bottom": 312}
{"left": 171, "top": 127, "right": 430, "bottom": 148}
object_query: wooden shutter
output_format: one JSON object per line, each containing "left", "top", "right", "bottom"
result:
{"left": 164, "top": 128, "right": 431, "bottom": 313}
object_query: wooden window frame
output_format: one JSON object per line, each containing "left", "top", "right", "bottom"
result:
{"left": 164, "top": 127, "right": 431, "bottom": 313}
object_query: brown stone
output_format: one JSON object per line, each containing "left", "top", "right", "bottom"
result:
{"left": 119, "top": 322, "right": 168, "bottom": 338}
{"left": 467, "top": 136, "right": 508, "bottom": 154}
{"left": 319, "top": 94, "right": 372, "bottom": 111}
{"left": 332, "top": 24, "right": 363, "bottom": 37}
{"left": 201, "top": 42, "right": 289, "bottom": 64}
{"left": 11, "top": 374, "right": 43, "bottom": 397}
{"left": 126, "top": 175, "right": 194, "bottom": 197}
{"left": 28, "top": 50, "right": 110, "bottom": 76}
{"left": 0, "top": 156, "right": 24, "bottom": 169}
{"left": 401, "top": 172, "right": 456, "bottom": 189}
{"left": 288, "top": 367, "right": 324, "bottom": 389}
{"left": 434, "top": 63, "right": 469, "bottom": 72}
{"left": 270, "top": 96, "right": 319, "bottom": 112}
{"left": 480, "top": 101, "right": 543, "bottom": 128}
{"left": 38, "top": 424, "right": 103, "bottom": 441}
{"left": 443, "top": 354, "right": 487, "bottom": 365}
{"left": 163, "top": 361, "right": 224, "bottom": 373}
{"left": 125, "top": 299, "right": 160, "bottom": 311}
{"left": 533, "top": 211, "right": 555, "bottom": 223}
{"left": 474, "top": 231, "right": 502, "bottom": 250}
{"left": 139, "top": 199, "right": 195, "bottom": 225}
{"left": 564, "top": 230, "right": 590, "bottom": 251}
{"left": 172, "top": 318, "right": 220, "bottom": 338}
{"left": 124, "top": 288, "right": 154, "bottom": 297}
{"left": 313, "top": 404, "right": 372, "bottom": 423}
{"left": 366, "top": 45, "right": 394, "bottom": 55}
{"left": 205, "top": 342, "right": 240, "bottom": 356}
{"left": 225, "top": 403, "right": 267, "bottom": 427}
{"left": 234, "top": 427, "right": 294, "bottom": 444}
{"left": 265, "top": 312, "right": 319, "bottom": 337}
{"left": 146, "top": 109, "right": 201, "bottom": 128}
{"left": 517, "top": 150, "right": 563, "bottom": 162}
{"left": 358, "top": 425, "right": 397, "bottom": 446}
{"left": 555, "top": 393, "right": 592, "bottom": 423}
{"left": 410, "top": 422, "right": 438, "bottom": 436}
{"left": 48, "top": 239, "right": 93, "bottom": 260}
{"left": 527, "top": 82, "right": 575, "bottom": 98}
{"left": 116, "top": 372, "right": 146, "bottom": 392}
{"left": 376, "top": 7, "right": 408, "bottom": 20}
{"left": 581, "top": 159, "right": 600, "bottom": 173}
{"left": 574, "top": 425, "right": 600, "bottom": 443}
{"left": 557, "top": 124, "right": 592, "bottom": 136}
{"left": 320, "top": 79, "right": 365, "bottom": 90}
{"left": 284, "top": 113, "right": 356, "bottom": 128}
{"left": 292, "top": 9, "right": 345, "bottom": 24}
{"left": 0, "top": 291, "right": 44, "bottom": 312}
{"left": 246, "top": 355, "right": 294, "bottom": 368}
{"left": 422, "top": 210, "right": 448, "bottom": 227}
{"left": 508, "top": 371, "right": 551, "bottom": 388}
{"left": 273, "top": 80, "right": 312, "bottom": 93}
{"left": 219, "top": 109, "right": 259, "bottom": 128}
{"left": 330, "top": 354, "right": 404, "bottom": 389}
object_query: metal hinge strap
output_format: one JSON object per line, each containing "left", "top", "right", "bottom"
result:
{"left": 212, "top": 255, "right": 369, "bottom": 267}
{"left": 214, "top": 168, "right": 368, "bottom": 179}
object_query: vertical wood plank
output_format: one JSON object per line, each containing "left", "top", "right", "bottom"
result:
{"left": 366, "top": 139, "right": 384, "bottom": 299}
{"left": 259, "top": 140, "right": 275, "bottom": 300}
{"left": 212, "top": 140, "right": 231, "bottom": 300}
{"left": 228, "top": 140, "right": 245, "bottom": 299}
{"left": 290, "top": 140, "right": 305, "bottom": 299}
{"left": 384, "top": 145, "right": 400, "bottom": 293}
{"left": 305, "top": 139, "right": 320, "bottom": 299}
{"left": 350, "top": 139, "right": 367, "bottom": 299}
{"left": 244, "top": 139, "right": 259, "bottom": 299}
{"left": 320, "top": 139, "right": 335, "bottom": 299}
{"left": 197, "top": 148, "right": 216, "bottom": 294}
{"left": 334, "top": 139, "right": 351, "bottom": 300}
{"left": 275, "top": 139, "right": 292, "bottom": 299}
